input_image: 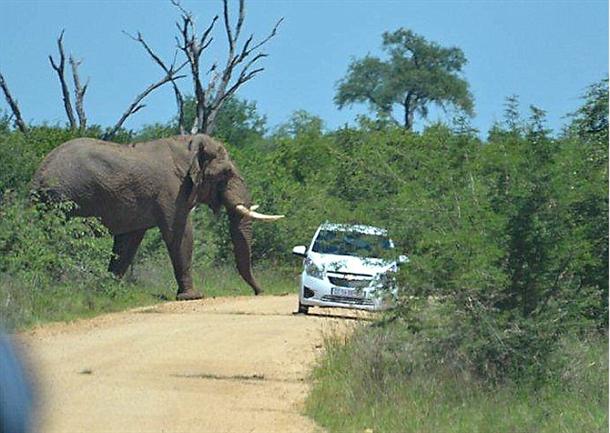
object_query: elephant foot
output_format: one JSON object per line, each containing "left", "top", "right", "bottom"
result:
{"left": 176, "top": 289, "right": 203, "bottom": 301}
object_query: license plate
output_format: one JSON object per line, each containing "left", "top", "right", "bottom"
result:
{"left": 331, "top": 287, "right": 361, "bottom": 298}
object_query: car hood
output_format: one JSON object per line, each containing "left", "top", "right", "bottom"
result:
{"left": 309, "top": 252, "right": 395, "bottom": 276}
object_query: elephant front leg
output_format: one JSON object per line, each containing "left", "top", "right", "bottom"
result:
{"left": 161, "top": 217, "right": 203, "bottom": 301}
{"left": 108, "top": 229, "right": 147, "bottom": 277}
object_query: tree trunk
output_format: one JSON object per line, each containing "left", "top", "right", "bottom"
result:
{"left": 403, "top": 92, "right": 414, "bottom": 130}
{"left": 0, "top": 72, "right": 27, "bottom": 133}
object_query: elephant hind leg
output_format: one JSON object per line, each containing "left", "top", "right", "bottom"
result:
{"left": 108, "top": 229, "right": 146, "bottom": 277}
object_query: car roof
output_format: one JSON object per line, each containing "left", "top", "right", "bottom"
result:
{"left": 319, "top": 222, "right": 388, "bottom": 236}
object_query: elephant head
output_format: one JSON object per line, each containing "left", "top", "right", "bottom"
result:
{"left": 187, "top": 135, "right": 283, "bottom": 295}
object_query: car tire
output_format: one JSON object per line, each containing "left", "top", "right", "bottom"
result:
{"left": 297, "top": 302, "right": 309, "bottom": 315}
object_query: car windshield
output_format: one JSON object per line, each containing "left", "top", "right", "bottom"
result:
{"left": 312, "top": 229, "right": 393, "bottom": 258}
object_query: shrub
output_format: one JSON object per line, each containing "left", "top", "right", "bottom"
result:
{"left": 306, "top": 320, "right": 608, "bottom": 433}
{"left": 0, "top": 195, "right": 122, "bottom": 328}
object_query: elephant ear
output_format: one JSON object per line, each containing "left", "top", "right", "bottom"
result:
{"left": 203, "top": 159, "right": 234, "bottom": 214}
{"left": 186, "top": 135, "right": 235, "bottom": 211}
{"left": 187, "top": 135, "right": 229, "bottom": 185}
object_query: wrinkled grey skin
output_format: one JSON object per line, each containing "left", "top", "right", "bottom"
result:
{"left": 32, "top": 134, "right": 261, "bottom": 300}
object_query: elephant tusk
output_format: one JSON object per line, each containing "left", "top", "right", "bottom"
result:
{"left": 235, "top": 204, "right": 284, "bottom": 221}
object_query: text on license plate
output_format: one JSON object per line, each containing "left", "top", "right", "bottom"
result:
{"left": 331, "top": 287, "right": 361, "bottom": 298}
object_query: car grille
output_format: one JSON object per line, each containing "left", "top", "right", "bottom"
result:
{"left": 321, "top": 295, "right": 375, "bottom": 306}
{"left": 328, "top": 272, "right": 373, "bottom": 289}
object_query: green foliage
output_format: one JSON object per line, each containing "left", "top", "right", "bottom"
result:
{"left": 213, "top": 97, "right": 267, "bottom": 148}
{"left": 0, "top": 125, "right": 101, "bottom": 195}
{"left": 0, "top": 195, "right": 123, "bottom": 328}
{"left": 0, "top": 196, "right": 111, "bottom": 281}
{"left": 306, "top": 323, "right": 608, "bottom": 433}
{"left": 565, "top": 77, "right": 609, "bottom": 144}
{"left": 556, "top": 78, "right": 609, "bottom": 327}
{"left": 132, "top": 122, "right": 177, "bottom": 142}
{"left": 178, "top": 95, "right": 267, "bottom": 148}
{"left": 0, "top": 132, "right": 37, "bottom": 196}
{"left": 335, "top": 28, "right": 474, "bottom": 130}
{"left": 0, "top": 111, "right": 11, "bottom": 133}
{"left": 374, "top": 85, "right": 606, "bottom": 383}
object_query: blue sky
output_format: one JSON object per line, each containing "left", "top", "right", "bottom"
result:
{"left": 1, "top": 0, "right": 608, "bottom": 136}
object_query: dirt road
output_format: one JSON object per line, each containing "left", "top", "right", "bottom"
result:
{"left": 18, "top": 295, "right": 368, "bottom": 433}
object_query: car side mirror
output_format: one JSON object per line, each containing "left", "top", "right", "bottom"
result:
{"left": 397, "top": 255, "right": 409, "bottom": 266}
{"left": 292, "top": 245, "right": 307, "bottom": 257}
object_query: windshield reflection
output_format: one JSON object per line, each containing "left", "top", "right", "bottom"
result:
{"left": 312, "top": 229, "right": 393, "bottom": 259}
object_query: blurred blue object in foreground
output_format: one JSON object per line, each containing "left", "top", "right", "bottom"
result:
{"left": 0, "top": 333, "right": 33, "bottom": 433}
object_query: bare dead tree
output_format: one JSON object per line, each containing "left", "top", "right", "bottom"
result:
{"left": 130, "top": 0, "right": 282, "bottom": 135}
{"left": 103, "top": 63, "right": 187, "bottom": 140}
{"left": 2, "top": 1, "right": 280, "bottom": 139}
{"left": 69, "top": 56, "right": 88, "bottom": 130}
{"left": 49, "top": 30, "right": 77, "bottom": 129}
{"left": 203, "top": 0, "right": 283, "bottom": 134}
{"left": 173, "top": 0, "right": 218, "bottom": 134}
{"left": 124, "top": 31, "right": 188, "bottom": 135}
{"left": 0, "top": 71, "right": 27, "bottom": 133}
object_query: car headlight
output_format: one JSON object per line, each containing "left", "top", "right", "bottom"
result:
{"left": 375, "top": 270, "right": 397, "bottom": 289}
{"left": 304, "top": 258, "right": 325, "bottom": 280}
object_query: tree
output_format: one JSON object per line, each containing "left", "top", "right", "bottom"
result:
{"left": 565, "top": 77, "right": 608, "bottom": 145}
{"left": 130, "top": 0, "right": 282, "bottom": 136}
{"left": 132, "top": 95, "right": 267, "bottom": 147}
{"left": 335, "top": 28, "right": 473, "bottom": 131}
{"left": 0, "top": 25, "right": 184, "bottom": 139}
{"left": 1, "top": 1, "right": 279, "bottom": 139}
{"left": 48, "top": 30, "right": 88, "bottom": 131}
{"left": 558, "top": 77, "right": 609, "bottom": 327}
{"left": 211, "top": 96, "right": 267, "bottom": 147}
{"left": 0, "top": 72, "right": 27, "bottom": 133}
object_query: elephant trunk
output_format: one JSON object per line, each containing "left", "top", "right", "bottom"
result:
{"left": 224, "top": 176, "right": 262, "bottom": 295}
{"left": 228, "top": 211, "right": 262, "bottom": 295}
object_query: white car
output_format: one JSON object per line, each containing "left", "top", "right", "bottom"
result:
{"left": 292, "top": 222, "right": 407, "bottom": 314}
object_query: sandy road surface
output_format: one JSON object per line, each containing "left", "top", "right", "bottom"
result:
{"left": 17, "top": 295, "right": 370, "bottom": 433}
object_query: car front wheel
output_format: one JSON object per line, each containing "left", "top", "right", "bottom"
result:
{"left": 297, "top": 302, "right": 309, "bottom": 314}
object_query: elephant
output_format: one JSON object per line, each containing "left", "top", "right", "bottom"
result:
{"left": 31, "top": 134, "right": 283, "bottom": 300}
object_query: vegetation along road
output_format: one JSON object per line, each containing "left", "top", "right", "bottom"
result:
{"left": 18, "top": 295, "right": 365, "bottom": 433}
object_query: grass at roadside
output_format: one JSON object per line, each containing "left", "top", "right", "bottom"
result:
{"left": 306, "top": 324, "right": 608, "bottom": 433}
{"left": 1, "top": 259, "right": 298, "bottom": 331}
{"left": 130, "top": 256, "right": 298, "bottom": 298}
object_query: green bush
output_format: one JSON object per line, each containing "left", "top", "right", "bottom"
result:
{"left": 306, "top": 321, "right": 608, "bottom": 433}
{"left": 0, "top": 196, "right": 112, "bottom": 283}
{"left": 0, "top": 195, "right": 124, "bottom": 328}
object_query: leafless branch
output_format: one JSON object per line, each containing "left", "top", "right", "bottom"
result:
{"left": 238, "top": 17, "right": 283, "bottom": 62}
{"left": 223, "top": 0, "right": 245, "bottom": 55}
{"left": 202, "top": 0, "right": 281, "bottom": 134}
{"left": 125, "top": 30, "right": 189, "bottom": 134}
{"left": 69, "top": 56, "right": 88, "bottom": 130}
{"left": 199, "top": 13, "right": 218, "bottom": 51}
{"left": 49, "top": 30, "right": 77, "bottom": 129}
{"left": 0, "top": 71, "right": 27, "bottom": 133}
{"left": 104, "top": 69, "right": 186, "bottom": 140}
{"left": 143, "top": 0, "right": 283, "bottom": 135}
{"left": 170, "top": 0, "right": 190, "bottom": 19}
{"left": 173, "top": 0, "right": 220, "bottom": 134}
